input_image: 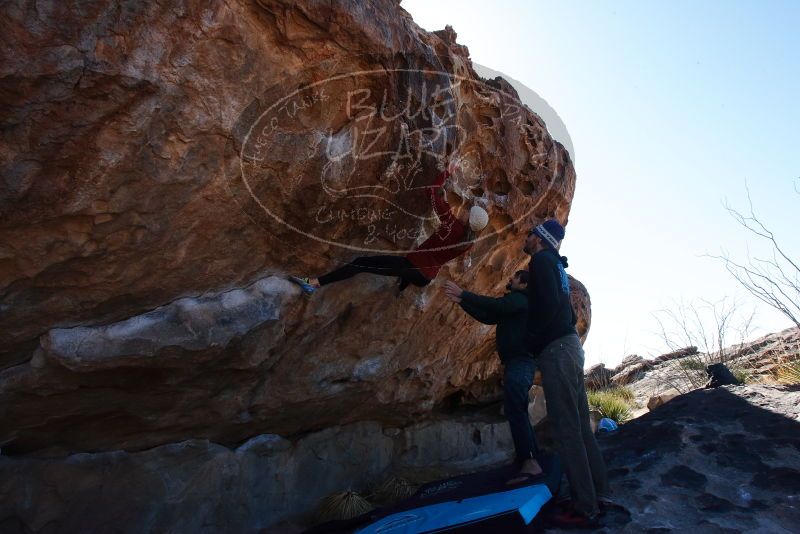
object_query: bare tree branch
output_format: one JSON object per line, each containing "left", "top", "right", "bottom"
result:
{"left": 652, "top": 298, "right": 758, "bottom": 392}
{"left": 708, "top": 181, "right": 800, "bottom": 329}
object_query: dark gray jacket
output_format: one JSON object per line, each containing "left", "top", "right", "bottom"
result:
{"left": 525, "top": 248, "right": 577, "bottom": 356}
{"left": 460, "top": 288, "right": 530, "bottom": 362}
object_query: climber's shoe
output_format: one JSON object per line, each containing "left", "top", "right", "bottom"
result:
{"left": 288, "top": 275, "right": 317, "bottom": 294}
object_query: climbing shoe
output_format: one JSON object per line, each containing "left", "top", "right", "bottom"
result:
{"left": 288, "top": 275, "right": 317, "bottom": 294}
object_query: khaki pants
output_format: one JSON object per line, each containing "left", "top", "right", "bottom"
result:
{"left": 537, "top": 333, "right": 609, "bottom": 516}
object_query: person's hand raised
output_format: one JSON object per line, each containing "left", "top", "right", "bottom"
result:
{"left": 443, "top": 280, "right": 464, "bottom": 303}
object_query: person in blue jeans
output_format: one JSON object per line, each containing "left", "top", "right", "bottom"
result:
{"left": 444, "top": 271, "right": 542, "bottom": 484}
{"left": 501, "top": 355, "right": 540, "bottom": 483}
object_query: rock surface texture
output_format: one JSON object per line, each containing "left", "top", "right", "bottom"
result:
{"left": 584, "top": 362, "right": 613, "bottom": 390}
{"left": 557, "top": 385, "right": 800, "bottom": 533}
{"left": 0, "top": 415, "right": 515, "bottom": 532}
{"left": 0, "top": 0, "right": 585, "bottom": 458}
{"left": 0, "top": 0, "right": 589, "bottom": 528}
{"left": 611, "top": 354, "right": 654, "bottom": 386}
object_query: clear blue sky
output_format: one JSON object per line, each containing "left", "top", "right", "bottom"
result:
{"left": 402, "top": 0, "right": 800, "bottom": 365}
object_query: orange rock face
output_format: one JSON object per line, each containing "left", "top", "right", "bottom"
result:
{"left": 0, "top": 0, "right": 587, "bottom": 453}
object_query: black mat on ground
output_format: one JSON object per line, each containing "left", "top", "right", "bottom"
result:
{"left": 305, "top": 453, "right": 561, "bottom": 534}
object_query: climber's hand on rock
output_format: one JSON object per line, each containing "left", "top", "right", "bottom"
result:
{"left": 444, "top": 280, "right": 463, "bottom": 302}
{"left": 445, "top": 293, "right": 461, "bottom": 303}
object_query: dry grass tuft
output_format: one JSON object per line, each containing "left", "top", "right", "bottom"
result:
{"left": 774, "top": 360, "right": 800, "bottom": 385}
{"left": 370, "top": 476, "right": 417, "bottom": 504}
{"left": 315, "top": 490, "right": 374, "bottom": 523}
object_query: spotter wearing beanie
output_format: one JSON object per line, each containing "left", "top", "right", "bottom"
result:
{"left": 469, "top": 206, "right": 489, "bottom": 232}
{"left": 532, "top": 219, "right": 565, "bottom": 249}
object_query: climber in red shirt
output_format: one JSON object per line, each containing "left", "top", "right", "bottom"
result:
{"left": 290, "top": 162, "right": 489, "bottom": 294}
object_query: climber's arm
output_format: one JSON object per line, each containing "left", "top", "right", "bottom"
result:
{"left": 461, "top": 291, "right": 526, "bottom": 322}
{"left": 433, "top": 192, "right": 453, "bottom": 219}
{"left": 429, "top": 168, "right": 457, "bottom": 225}
{"left": 445, "top": 280, "right": 495, "bottom": 324}
{"left": 459, "top": 299, "right": 497, "bottom": 325}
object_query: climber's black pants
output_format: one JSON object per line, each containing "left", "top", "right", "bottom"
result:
{"left": 318, "top": 255, "right": 430, "bottom": 291}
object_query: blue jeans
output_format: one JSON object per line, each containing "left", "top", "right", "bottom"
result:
{"left": 503, "top": 357, "right": 539, "bottom": 463}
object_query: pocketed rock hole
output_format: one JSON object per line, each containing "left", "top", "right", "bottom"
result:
{"left": 472, "top": 428, "right": 482, "bottom": 445}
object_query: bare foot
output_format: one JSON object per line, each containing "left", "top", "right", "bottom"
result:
{"left": 506, "top": 459, "right": 543, "bottom": 485}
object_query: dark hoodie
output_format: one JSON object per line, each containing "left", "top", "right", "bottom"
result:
{"left": 459, "top": 288, "right": 530, "bottom": 363}
{"left": 525, "top": 247, "right": 577, "bottom": 356}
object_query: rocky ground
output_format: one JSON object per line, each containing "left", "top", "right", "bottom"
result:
{"left": 289, "top": 383, "right": 800, "bottom": 533}
{"left": 572, "top": 331, "right": 800, "bottom": 531}
{"left": 571, "top": 385, "right": 800, "bottom": 533}
{"left": 585, "top": 327, "right": 800, "bottom": 418}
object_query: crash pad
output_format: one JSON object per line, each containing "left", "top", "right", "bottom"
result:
{"left": 306, "top": 454, "right": 561, "bottom": 534}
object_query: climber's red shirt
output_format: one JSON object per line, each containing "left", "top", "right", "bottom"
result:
{"left": 405, "top": 169, "right": 472, "bottom": 280}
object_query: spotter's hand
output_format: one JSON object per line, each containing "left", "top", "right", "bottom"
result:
{"left": 444, "top": 280, "right": 464, "bottom": 303}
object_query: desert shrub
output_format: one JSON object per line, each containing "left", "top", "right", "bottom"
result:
{"left": 316, "top": 490, "right": 373, "bottom": 522}
{"left": 678, "top": 357, "right": 706, "bottom": 371}
{"left": 774, "top": 360, "right": 800, "bottom": 385}
{"left": 587, "top": 390, "right": 632, "bottom": 424}
{"left": 731, "top": 368, "right": 751, "bottom": 384}
{"left": 603, "top": 386, "right": 635, "bottom": 402}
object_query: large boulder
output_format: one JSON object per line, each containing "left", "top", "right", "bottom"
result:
{"left": 569, "top": 274, "right": 592, "bottom": 343}
{"left": 584, "top": 363, "right": 613, "bottom": 390}
{"left": 0, "top": 417, "right": 516, "bottom": 531}
{"left": 611, "top": 354, "right": 654, "bottom": 386}
{"left": 654, "top": 346, "right": 698, "bottom": 363}
{"left": 617, "top": 354, "right": 645, "bottom": 369}
{"left": 646, "top": 392, "right": 679, "bottom": 411}
{"left": 0, "top": 0, "right": 588, "bottom": 457}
